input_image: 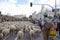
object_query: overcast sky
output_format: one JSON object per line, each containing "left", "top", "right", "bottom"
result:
{"left": 0, "top": 0, "right": 60, "bottom": 17}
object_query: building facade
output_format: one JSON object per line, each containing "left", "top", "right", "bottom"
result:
{"left": 32, "top": 9, "right": 60, "bottom": 20}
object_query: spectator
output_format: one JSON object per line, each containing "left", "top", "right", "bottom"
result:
{"left": 40, "top": 19, "right": 45, "bottom": 30}
{"left": 38, "top": 18, "right": 46, "bottom": 30}
{"left": 42, "top": 14, "right": 51, "bottom": 40}
{"left": 38, "top": 20, "right": 42, "bottom": 29}
{"left": 57, "top": 18, "right": 60, "bottom": 35}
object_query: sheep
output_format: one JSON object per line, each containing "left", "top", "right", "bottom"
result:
{"left": 34, "top": 26, "right": 41, "bottom": 29}
{"left": 28, "top": 26, "right": 41, "bottom": 40}
{"left": 2, "top": 28, "right": 10, "bottom": 36}
{"left": 9, "top": 25, "right": 17, "bottom": 34}
{"left": 17, "top": 29, "right": 24, "bottom": 40}
{"left": 0, "top": 33, "right": 3, "bottom": 37}
{"left": 30, "top": 26, "right": 41, "bottom": 33}
{"left": 2, "top": 28, "right": 10, "bottom": 40}
{"left": 27, "top": 26, "right": 32, "bottom": 32}
{"left": 25, "top": 27, "right": 29, "bottom": 33}
{"left": 0, "top": 33, "right": 3, "bottom": 40}
{"left": 15, "top": 25, "right": 24, "bottom": 31}
{"left": 0, "top": 27, "right": 6, "bottom": 33}
{"left": 0, "top": 27, "right": 3, "bottom": 33}
{"left": 33, "top": 28, "right": 41, "bottom": 33}
{"left": 30, "top": 26, "right": 35, "bottom": 30}
{"left": 15, "top": 25, "right": 20, "bottom": 30}
{"left": 29, "top": 29, "right": 35, "bottom": 40}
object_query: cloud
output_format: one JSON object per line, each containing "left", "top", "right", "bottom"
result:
{"left": 39, "top": 0, "right": 60, "bottom": 8}
{"left": 0, "top": 0, "right": 60, "bottom": 17}
{"left": 0, "top": 0, "right": 42, "bottom": 17}
{"left": 8, "top": 0, "right": 17, "bottom": 3}
{"left": 29, "top": 0, "right": 34, "bottom": 2}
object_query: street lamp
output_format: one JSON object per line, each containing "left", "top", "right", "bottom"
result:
{"left": 30, "top": 2, "right": 53, "bottom": 10}
{"left": 30, "top": 0, "right": 57, "bottom": 18}
{"left": 30, "top": 2, "right": 54, "bottom": 19}
{"left": 54, "top": 0, "right": 57, "bottom": 18}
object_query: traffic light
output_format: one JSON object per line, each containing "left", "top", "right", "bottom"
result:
{"left": 30, "top": 2, "right": 33, "bottom": 7}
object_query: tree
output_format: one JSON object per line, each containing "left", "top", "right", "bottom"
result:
{"left": 57, "top": 14, "right": 60, "bottom": 19}
{"left": 22, "top": 16, "right": 28, "bottom": 21}
{"left": 29, "top": 15, "right": 32, "bottom": 18}
{"left": 48, "top": 16, "right": 53, "bottom": 19}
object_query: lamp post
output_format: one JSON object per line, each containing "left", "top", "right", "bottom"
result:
{"left": 30, "top": 2, "right": 54, "bottom": 19}
{"left": 30, "top": 2, "right": 53, "bottom": 10}
{"left": 30, "top": 0, "right": 57, "bottom": 18}
{"left": 54, "top": 0, "right": 57, "bottom": 18}
{"left": 55, "top": 0, "right": 56, "bottom": 14}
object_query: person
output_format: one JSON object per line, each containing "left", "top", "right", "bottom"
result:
{"left": 42, "top": 14, "right": 51, "bottom": 40}
{"left": 53, "top": 19, "right": 58, "bottom": 31}
{"left": 57, "top": 18, "right": 60, "bottom": 35}
{"left": 38, "top": 20, "right": 42, "bottom": 30}
{"left": 40, "top": 19, "right": 45, "bottom": 30}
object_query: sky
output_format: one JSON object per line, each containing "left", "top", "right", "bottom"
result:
{"left": 0, "top": 0, "right": 60, "bottom": 17}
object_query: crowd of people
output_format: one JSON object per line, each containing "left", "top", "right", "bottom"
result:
{"left": 0, "top": 17, "right": 23, "bottom": 22}
{"left": 31, "top": 14, "right": 60, "bottom": 40}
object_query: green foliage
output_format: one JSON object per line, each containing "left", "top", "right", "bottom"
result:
{"left": 48, "top": 16, "right": 53, "bottom": 19}
{"left": 2, "top": 15, "right": 14, "bottom": 18}
{"left": 22, "top": 17, "right": 27, "bottom": 19}
{"left": 22, "top": 16, "right": 28, "bottom": 21}
{"left": 57, "top": 14, "right": 60, "bottom": 19}
{"left": 29, "top": 15, "right": 32, "bottom": 18}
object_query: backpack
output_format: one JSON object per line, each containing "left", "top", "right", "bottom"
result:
{"left": 49, "top": 27, "right": 56, "bottom": 38}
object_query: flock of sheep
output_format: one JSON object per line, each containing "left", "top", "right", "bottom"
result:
{"left": 0, "top": 21, "right": 41, "bottom": 40}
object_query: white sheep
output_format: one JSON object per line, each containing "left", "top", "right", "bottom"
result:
{"left": 0, "top": 33, "right": 3, "bottom": 39}
{"left": 15, "top": 25, "right": 24, "bottom": 31}
{"left": 34, "top": 29, "right": 41, "bottom": 33}
{"left": 0, "top": 33, "right": 3, "bottom": 37}
{"left": 0, "top": 27, "right": 6, "bottom": 33}
{"left": 15, "top": 25, "right": 20, "bottom": 30}
{"left": 25, "top": 27, "right": 29, "bottom": 33}
{"left": 17, "top": 29, "right": 24, "bottom": 40}
{"left": 34, "top": 26, "right": 41, "bottom": 29}
{"left": 29, "top": 29, "right": 35, "bottom": 40}
{"left": 9, "top": 25, "right": 17, "bottom": 34}
{"left": 33, "top": 28, "right": 41, "bottom": 33}
{"left": 2, "top": 28, "right": 10, "bottom": 36}
{"left": 2, "top": 28, "right": 10, "bottom": 40}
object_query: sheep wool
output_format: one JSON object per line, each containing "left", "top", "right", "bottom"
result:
{"left": 30, "top": 29, "right": 35, "bottom": 37}
{"left": 2, "top": 29, "right": 10, "bottom": 37}
{"left": 17, "top": 31, "right": 24, "bottom": 40}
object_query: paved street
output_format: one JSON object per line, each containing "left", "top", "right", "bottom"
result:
{"left": 5, "top": 32, "right": 60, "bottom": 40}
